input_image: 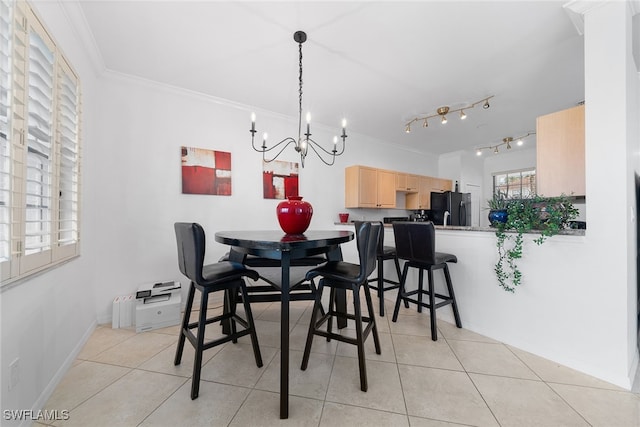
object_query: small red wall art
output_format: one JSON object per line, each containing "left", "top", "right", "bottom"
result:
{"left": 263, "top": 160, "right": 299, "bottom": 199}
{"left": 181, "top": 146, "right": 232, "bottom": 195}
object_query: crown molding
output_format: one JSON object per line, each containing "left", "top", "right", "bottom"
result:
{"left": 564, "top": 0, "right": 640, "bottom": 35}
{"left": 58, "top": 0, "right": 106, "bottom": 76}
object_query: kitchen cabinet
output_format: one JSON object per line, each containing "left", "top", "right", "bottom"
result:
{"left": 536, "top": 104, "right": 585, "bottom": 197}
{"left": 396, "top": 173, "right": 419, "bottom": 192}
{"left": 406, "top": 177, "right": 452, "bottom": 209}
{"left": 346, "top": 165, "right": 451, "bottom": 210}
{"left": 345, "top": 165, "right": 396, "bottom": 208}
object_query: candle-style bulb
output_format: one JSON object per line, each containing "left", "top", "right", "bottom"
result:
{"left": 251, "top": 112, "right": 256, "bottom": 122}
{"left": 333, "top": 136, "right": 338, "bottom": 145}
{"left": 251, "top": 112, "right": 256, "bottom": 132}
{"left": 263, "top": 133, "right": 268, "bottom": 142}
{"left": 341, "top": 118, "right": 347, "bottom": 128}
{"left": 306, "top": 112, "right": 311, "bottom": 123}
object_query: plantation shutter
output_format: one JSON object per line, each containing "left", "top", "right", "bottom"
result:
{"left": 0, "top": 0, "right": 12, "bottom": 281}
{"left": 53, "top": 57, "right": 80, "bottom": 260}
{"left": 20, "top": 5, "right": 55, "bottom": 274}
{"left": 1, "top": 0, "right": 82, "bottom": 286}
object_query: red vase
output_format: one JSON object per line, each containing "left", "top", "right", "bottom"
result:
{"left": 276, "top": 196, "right": 313, "bottom": 234}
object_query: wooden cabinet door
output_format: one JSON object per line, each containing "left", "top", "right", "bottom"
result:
{"left": 358, "top": 166, "right": 378, "bottom": 207}
{"left": 431, "top": 178, "right": 452, "bottom": 193}
{"left": 396, "top": 173, "right": 419, "bottom": 192}
{"left": 396, "top": 173, "right": 407, "bottom": 191}
{"left": 536, "top": 104, "right": 585, "bottom": 197}
{"left": 377, "top": 169, "right": 396, "bottom": 208}
{"left": 418, "top": 177, "right": 433, "bottom": 209}
{"left": 345, "top": 165, "right": 377, "bottom": 208}
{"left": 406, "top": 175, "right": 419, "bottom": 192}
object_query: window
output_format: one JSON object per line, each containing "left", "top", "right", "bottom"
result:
{"left": 493, "top": 168, "right": 536, "bottom": 199}
{"left": 1, "top": 0, "right": 81, "bottom": 286}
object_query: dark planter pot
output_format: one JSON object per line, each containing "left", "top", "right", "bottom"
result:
{"left": 488, "top": 209, "right": 508, "bottom": 226}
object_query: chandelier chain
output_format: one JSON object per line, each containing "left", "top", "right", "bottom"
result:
{"left": 298, "top": 41, "right": 304, "bottom": 144}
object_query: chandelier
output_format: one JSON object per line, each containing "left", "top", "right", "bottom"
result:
{"left": 475, "top": 132, "right": 536, "bottom": 155}
{"left": 250, "top": 31, "right": 347, "bottom": 167}
{"left": 404, "top": 95, "right": 494, "bottom": 133}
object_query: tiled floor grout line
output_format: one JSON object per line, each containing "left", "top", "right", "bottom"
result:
{"left": 43, "top": 299, "right": 640, "bottom": 427}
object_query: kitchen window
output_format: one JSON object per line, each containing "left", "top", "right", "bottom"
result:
{"left": 1, "top": 0, "right": 82, "bottom": 286}
{"left": 493, "top": 168, "right": 536, "bottom": 199}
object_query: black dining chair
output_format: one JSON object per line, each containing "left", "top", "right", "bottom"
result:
{"left": 301, "top": 221, "right": 381, "bottom": 392}
{"left": 391, "top": 221, "right": 462, "bottom": 341}
{"left": 366, "top": 221, "right": 408, "bottom": 316}
{"left": 173, "top": 222, "right": 263, "bottom": 400}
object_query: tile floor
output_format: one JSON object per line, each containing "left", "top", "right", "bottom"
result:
{"left": 40, "top": 291, "right": 640, "bottom": 427}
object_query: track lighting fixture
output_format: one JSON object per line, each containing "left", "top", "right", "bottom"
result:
{"left": 404, "top": 96, "right": 493, "bottom": 133}
{"left": 474, "top": 132, "right": 535, "bottom": 156}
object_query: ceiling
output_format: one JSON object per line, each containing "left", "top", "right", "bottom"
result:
{"left": 77, "top": 1, "right": 585, "bottom": 156}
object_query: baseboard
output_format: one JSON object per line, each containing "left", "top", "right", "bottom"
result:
{"left": 27, "top": 319, "right": 98, "bottom": 425}
{"left": 630, "top": 348, "right": 640, "bottom": 393}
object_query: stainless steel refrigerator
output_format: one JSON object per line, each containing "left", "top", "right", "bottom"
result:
{"left": 430, "top": 191, "right": 471, "bottom": 226}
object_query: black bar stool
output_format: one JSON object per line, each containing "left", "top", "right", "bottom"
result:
{"left": 366, "top": 221, "right": 407, "bottom": 316}
{"left": 301, "top": 221, "right": 381, "bottom": 392}
{"left": 173, "top": 222, "right": 263, "bottom": 399}
{"left": 391, "top": 221, "right": 462, "bottom": 341}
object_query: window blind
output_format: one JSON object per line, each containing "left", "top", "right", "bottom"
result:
{"left": 0, "top": 0, "right": 12, "bottom": 281}
{"left": 2, "top": 0, "right": 82, "bottom": 285}
{"left": 54, "top": 58, "right": 79, "bottom": 258}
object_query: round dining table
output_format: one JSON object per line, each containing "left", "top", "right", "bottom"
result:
{"left": 214, "top": 229, "right": 354, "bottom": 419}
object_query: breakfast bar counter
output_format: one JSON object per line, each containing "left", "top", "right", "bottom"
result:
{"left": 332, "top": 221, "right": 630, "bottom": 389}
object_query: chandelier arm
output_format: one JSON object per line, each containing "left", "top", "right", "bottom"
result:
{"left": 304, "top": 139, "right": 337, "bottom": 166}
{"left": 305, "top": 137, "right": 344, "bottom": 157}
{"left": 260, "top": 139, "right": 299, "bottom": 163}
{"left": 251, "top": 136, "right": 297, "bottom": 154}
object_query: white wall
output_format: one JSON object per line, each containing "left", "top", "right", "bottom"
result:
{"left": 89, "top": 72, "right": 439, "bottom": 324}
{"left": 580, "top": 0, "right": 638, "bottom": 388}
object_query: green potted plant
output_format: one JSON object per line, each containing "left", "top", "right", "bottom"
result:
{"left": 493, "top": 194, "right": 579, "bottom": 292}
{"left": 487, "top": 192, "right": 509, "bottom": 226}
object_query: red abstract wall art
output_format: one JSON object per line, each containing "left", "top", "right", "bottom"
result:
{"left": 263, "top": 160, "right": 299, "bottom": 199}
{"left": 181, "top": 146, "right": 232, "bottom": 195}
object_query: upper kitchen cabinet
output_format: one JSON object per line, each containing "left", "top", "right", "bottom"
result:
{"left": 396, "top": 173, "right": 419, "bottom": 192}
{"left": 406, "top": 176, "right": 452, "bottom": 210}
{"left": 536, "top": 104, "right": 585, "bottom": 197}
{"left": 345, "top": 165, "right": 396, "bottom": 208}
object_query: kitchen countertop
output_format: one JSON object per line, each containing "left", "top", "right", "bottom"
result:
{"left": 334, "top": 222, "right": 585, "bottom": 236}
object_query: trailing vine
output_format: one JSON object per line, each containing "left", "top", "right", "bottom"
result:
{"left": 493, "top": 195, "right": 579, "bottom": 292}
